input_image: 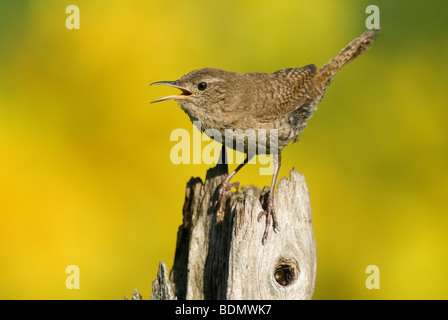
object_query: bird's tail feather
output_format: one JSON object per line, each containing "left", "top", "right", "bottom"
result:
{"left": 310, "top": 29, "right": 380, "bottom": 100}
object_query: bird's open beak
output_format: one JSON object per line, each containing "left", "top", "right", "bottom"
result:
{"left": 150, "top": 81, "right": 194, "bottom": 103}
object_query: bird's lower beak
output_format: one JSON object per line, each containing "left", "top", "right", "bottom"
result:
{"left": 150, "top": 81, "right": 194, "bottom": 103}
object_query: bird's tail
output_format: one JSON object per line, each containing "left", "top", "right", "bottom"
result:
{"left": 310, "top": 29, "right": 380, "bottom": 101}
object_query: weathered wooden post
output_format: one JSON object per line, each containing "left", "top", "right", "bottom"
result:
{"left": 151, "top": 163, "right": 316, "bottom": 300}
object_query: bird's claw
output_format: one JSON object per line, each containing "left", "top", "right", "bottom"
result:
{"left": 257, "top": 194, "right": 279, "bottom": 245}
{"left": 215, "top": 180, "right": 240, "bottom": 213}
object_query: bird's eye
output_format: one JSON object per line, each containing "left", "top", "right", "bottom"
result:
{"left": 197, "top": 82, "right": 208, "bottom": 91}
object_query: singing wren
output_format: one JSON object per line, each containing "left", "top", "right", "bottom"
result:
{"left": 151, "top": 29, "right": 379, "bottom": 244}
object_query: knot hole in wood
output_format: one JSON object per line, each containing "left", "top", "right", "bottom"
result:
{"left": 274, "top": 258, "right": 299, "bottom": 287}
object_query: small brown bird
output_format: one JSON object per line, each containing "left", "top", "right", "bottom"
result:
{"left": 151, "top": 29, "right": 379, "bottom": 244}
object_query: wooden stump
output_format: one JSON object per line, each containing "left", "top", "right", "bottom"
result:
{"left": 151, "top": 163, "right": 316, "bottom": 300}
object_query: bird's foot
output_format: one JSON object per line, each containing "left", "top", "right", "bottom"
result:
{"left": 257, "top": 193, "right": 280, "bottom": 245}
{"left": 215, "top": 180, "right": 240, "bottom": 213}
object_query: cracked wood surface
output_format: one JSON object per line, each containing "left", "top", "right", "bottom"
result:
{"left": 151, "top": 164, "right": 316, "bottom": 300}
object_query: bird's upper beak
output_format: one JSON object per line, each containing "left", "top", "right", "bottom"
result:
{"left": 150, "top": 81, "right": 194, "bottom": 103}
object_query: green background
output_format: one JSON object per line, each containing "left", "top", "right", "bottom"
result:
{"left": 0, "top": 0, "right": 447, "bottom": 299}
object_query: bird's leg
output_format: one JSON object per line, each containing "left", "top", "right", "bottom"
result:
{"left": 215, "top": 148, "right": 253, "bottom": 213}
{"left": 258, "top": 152, "right": 281, "bottom": 245}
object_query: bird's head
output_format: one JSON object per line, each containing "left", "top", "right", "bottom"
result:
{"left": 151, "top": 68, "right": 243, "bottom": 122}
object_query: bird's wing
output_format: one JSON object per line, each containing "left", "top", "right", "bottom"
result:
{"left": 251, "top": 64, "right": 317, "bottom": 122}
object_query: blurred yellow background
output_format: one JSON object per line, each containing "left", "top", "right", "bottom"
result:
{"left": 0, "top": 0, "right": 447, "bottom": 299}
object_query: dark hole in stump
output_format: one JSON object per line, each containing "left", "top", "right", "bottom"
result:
{"left": 274, "top": 261, "right": 299, "bottom": 287}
